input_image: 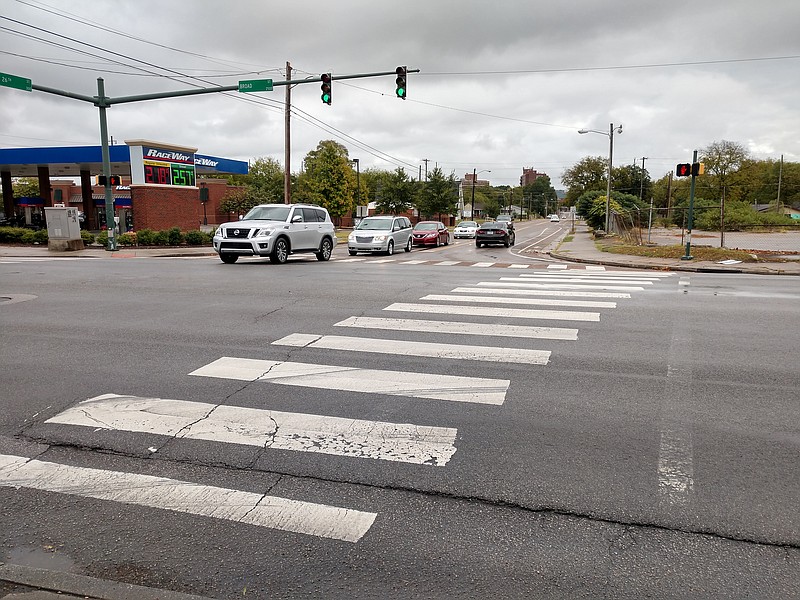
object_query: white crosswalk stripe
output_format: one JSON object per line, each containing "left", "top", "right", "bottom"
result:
{"left": 452, "top": 286, "right": 631, "bottom": 299}
{"left": 384, "top": 302, "right": 600, "bottom": 322}
{"left": 491, "top": 279, "right": 646, "bottom": 292}
{"left": 421, "top": 293, "right": 617, "bottom": 309}
{"left": 46, "top": 393, "right": 459, "bottom": 466}
{"left": 515, "top": 275, "right": 654, "bottom": 285}
{"left": 0, "top": 453, "right": 376, "bottom": 542}
{"left": 334, "top": 316, "right": 579, "bottom": 341}
{"left": 190, "top": 356, "right": 510, "bottom": 405}
{"left": 273, "top": 332, "right": 551, "bottom": 364}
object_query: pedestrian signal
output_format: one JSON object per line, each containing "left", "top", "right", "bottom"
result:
{"left": 676, "top": 163, "right": 692, "bottom": 177}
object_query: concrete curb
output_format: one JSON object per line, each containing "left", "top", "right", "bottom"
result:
{"left": 0, "top": 562, "right": 215, "bottom": 600}
{"left": 548, "top": 251, "right": 800, "bottom": 276}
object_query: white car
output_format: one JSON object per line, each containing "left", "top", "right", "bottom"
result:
{"left": 550, "top": 215, "right": 560, "bottom": 222}
{"left": 453, "top": 221, "right": 478, "bottom": 239}
{"left": 213, "top": 203, "right": 336, "bottom": 264}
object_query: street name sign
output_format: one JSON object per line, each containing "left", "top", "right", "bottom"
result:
{"left": 0, "top": 72, "right": 32, "bottom": 92}
{"left": 238, "top": 79, "right": 273, "bottom": 93}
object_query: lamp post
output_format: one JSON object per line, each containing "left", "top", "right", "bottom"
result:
{"left": 578, "top": 122, "right": 623, "bottom": 233}
{"left": 471, "top": 168, "right": 491, "bottom": 220}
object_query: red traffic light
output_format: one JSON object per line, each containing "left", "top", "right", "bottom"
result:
{"left": 675, "top": 163, "right": 692, "bottom": 177}
{"left": 320, "top": 73, "right": 331, "bottom": 105}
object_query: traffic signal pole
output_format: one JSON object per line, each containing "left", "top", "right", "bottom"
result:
{"left": 681, "top": 149, "right": 699, "bottom": 260}
{"left": 6, "top": 67, "right": 419, "bottom": 248}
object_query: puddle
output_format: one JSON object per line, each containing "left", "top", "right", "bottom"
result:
{"left": 6, "top": 545, "right": 79, "bottom": 573}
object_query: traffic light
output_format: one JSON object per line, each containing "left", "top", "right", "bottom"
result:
{"left": 97, "top": 175, "right": 121, "bottom": 185}
{"left": 676, "top": 163, "right": 692, "bottom": 177}
{"left": 395, "top": 66, "right": 407, "bottom": 100}
{"left": 692, "top": 162, "right": 705, "bottom": 176}
{"left": 320, "top": 73, "right": 331, "bottom": 105}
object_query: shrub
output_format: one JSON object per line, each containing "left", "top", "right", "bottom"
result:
{"left": 0, "top": 227, "right": 28, "bottom": 243}
{"left": 96, "top": 230, "right": 108, "bottom": 247}
{"left": 21, "top": 229, "right": 48, "bottom": 244}
{"left": 117, "top": 232, "right": 137, "bottom": 246}
{"left": 135, "top": 228, "right": 156, "bottom": 246}
{"left": 80, "top": 230, "right": 95, "bottom": 245}
{"left": 185, "top": 229, "right": 211, "bottom": 245}
{"left": 152, "top": 230, "right": 170, "bottom": 245}
{"left": 167, "top": 226, "right": 183, "bottom": 246}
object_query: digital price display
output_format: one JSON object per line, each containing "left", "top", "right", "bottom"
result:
{"left": 143, "top": 161, "right": 196, "bottom": 186}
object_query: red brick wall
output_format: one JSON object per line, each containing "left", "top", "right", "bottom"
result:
{"left": 131, "top": 186, "right": 202, "bottom": 231}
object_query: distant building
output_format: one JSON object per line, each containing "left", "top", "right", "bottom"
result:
{"left": 520, "top": 167, "right": 548, "bottom": 187}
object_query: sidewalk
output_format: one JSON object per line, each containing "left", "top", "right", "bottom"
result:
{"left": 548, "top": 225, "right": 800, "bottom": 276}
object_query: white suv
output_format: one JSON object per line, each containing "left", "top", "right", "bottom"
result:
{"left": 213, "top": 203, "right": 336, "bottom": 264}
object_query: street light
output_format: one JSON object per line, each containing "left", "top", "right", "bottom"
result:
{"left": 350, "top": 158, "right": 360, "bottom": 226}
{"left": 470, "top": 168, "right": 491, "bottom": 220}
{"left": 578, "top": 122, "right": 623, "bottom": 233}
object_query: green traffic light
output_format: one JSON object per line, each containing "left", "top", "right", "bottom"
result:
{"left": 322, "top": 93, "right": 331, "bottom": 103}
{"left": 396, "top": 87, "right": 405, "bottom": 98}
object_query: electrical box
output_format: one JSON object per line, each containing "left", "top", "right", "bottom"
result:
{"left": 44, "top": 206, "right": 84, "bottom": 251}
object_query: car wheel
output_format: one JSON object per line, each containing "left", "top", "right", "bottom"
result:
{"left": 476, "top": 241, "right": 481, "bottom": 248}
{"left": 386, "top": 240, "right": 394, "bottom": 256}
{"left": 316, "top": 237, "right": 332, "bottom": 261}
{"left": 435, "top": 237, "right": 440, "bottom": 248}
{"left": 444, "top": 234, "right": 449, "bottom": 246}
{"left": 270, "top": 237, "right": 289, "bottom": 264}
{"left": 405, "top": 237, "right": 412, "bottom": 252}
{"left": 348, "top": 250, "right": 358, "bottom": 256}
{"left": 220, "top": 253, "right": 238, "bottom": 264}
{"left": 504, "top": 238, "right": 510, "bottom": 247}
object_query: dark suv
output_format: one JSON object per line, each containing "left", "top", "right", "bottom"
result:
{"left": 213, "top": 203, "right": 336, "bottom": 264}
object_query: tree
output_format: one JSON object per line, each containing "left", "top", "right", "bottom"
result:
{"left": 576, "top": 189, "right": 643, "bottom": 230}
{"left": 295, "top": 140, "right": 355, "bottom": 221}
{"left": 561, "top": 156, "right": 608, "bottom": 205}
{"left": 523, "top": 175, "right": 558, "bottom": 215}
{"left": 482, "top": 196, "right": 501, "bottom": 219}
{"left": 416, "top": 167, "right": 458, "bottom": 220}
{"left": 219, "top": 188, "right": 259, "bottom": 218}
{"left": 376, "top": 168, "right": 415, "bottom": 215}
{"left": 700, "top": 140, "right": 749, "bottom": 204}
{"left": 246, "top": 157, "right": 285, "bottom": 204}
{"left": 612, "top": 163, "right": 652, "bottom": 202}
{"left": 12, "top": 177, "right": 39, "bottom": 198}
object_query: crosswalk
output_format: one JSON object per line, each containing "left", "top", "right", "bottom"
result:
{"left": 2, "top": 266, "right": 674, "bottom": 543}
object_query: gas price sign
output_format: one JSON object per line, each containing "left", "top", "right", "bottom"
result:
{"left": 129, "top": 142, "right": 198, "bottom": 187}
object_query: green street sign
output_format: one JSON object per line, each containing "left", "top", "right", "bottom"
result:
{"left": 0, "top": 71, "right": 32, "bottom": 92}
{"left": 238, "top": 79, "right": 273, "bottom": 93}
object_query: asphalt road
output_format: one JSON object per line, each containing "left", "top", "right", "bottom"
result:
{"left": 1, "top": 238, "right": 798, "bottom": 599}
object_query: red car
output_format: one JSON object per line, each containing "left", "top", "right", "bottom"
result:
{"left": 412, "top": 221, "right": 450, "bottom": 247}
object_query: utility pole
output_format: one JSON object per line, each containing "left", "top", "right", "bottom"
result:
{"left": 422, "top": 158, "right": 429, "bottom": 181}
{"left": 284, "top": 61, "right": 291, "bottom": 204}
{"left": 681, "top": 150, "right": 699, "bottom": 260}
{"left": 639, "top": 157, "right": 647, "bottom": 202}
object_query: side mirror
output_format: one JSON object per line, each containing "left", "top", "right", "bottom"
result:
{"left": 292, "top": 215, "right": 303, "bottom": 223}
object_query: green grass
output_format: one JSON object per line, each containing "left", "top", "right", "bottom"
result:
{"left": 598, "top": 242, "right": 764, "bottom": 262}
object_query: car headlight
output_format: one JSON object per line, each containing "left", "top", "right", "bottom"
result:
{"left": 348, "top": 233, "right": 356, "bottom": 241}
{"left": 255, "top": 228, "right": 275, "bottom": 238}
{"left": 372, "top": 235, "right": 386, "bottom": 242}
{"left": 214, "top": 227, "right": 223, "bottom": 237}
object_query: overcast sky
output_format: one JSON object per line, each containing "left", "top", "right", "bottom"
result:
{"left": 2, "top": 0, "right": 799, "bottom": 189}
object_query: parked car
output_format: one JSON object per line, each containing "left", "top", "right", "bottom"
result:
{"left": 453, "top": 221, "right": 479, "bottom": 239}
{"left": 476, "top": 221, "right": 515, "bottom": 248}
{"left": 348, "top": 215, "right": 412, "bottom": 255}
{"left": 412, "top": 221, "right": 450, "bottom": 247}
{"left": 213, "top": 203, "right": 336, "bottom": 264}
{"left": 550, "top": 214, "right": 560, "bottom": 222}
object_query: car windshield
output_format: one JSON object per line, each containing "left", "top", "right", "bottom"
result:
{"left": 480, "top": 222, "right": 503, "bottom": 229}
{"left": 356, "top": 218, "right": 393, "bottom": 231}
{"left": 414, "top": 223, "right": 438, "bottom": 231}
{"left": 497, "top": 216, "right": 511, "bottom": 221}
{"left": 457, "top": 222, "right": 477, "bottom": 228}
{"left": 242, "top": 206, "right": 291, "bottom": 221}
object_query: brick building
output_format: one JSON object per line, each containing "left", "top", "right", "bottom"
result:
{"left": 520, "top": 167, "right": 548, "bottom": 187}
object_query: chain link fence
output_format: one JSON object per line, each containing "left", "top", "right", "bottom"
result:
{"left": 610, "top": 207, "right": 800, "bottom": 253}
